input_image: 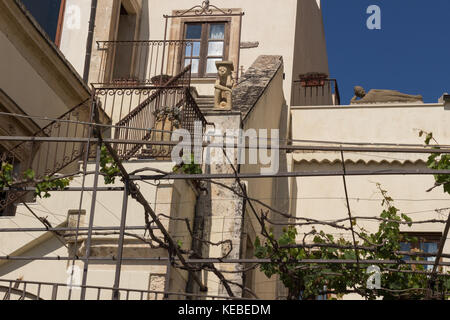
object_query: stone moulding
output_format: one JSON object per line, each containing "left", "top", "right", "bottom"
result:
{"left": 240, "top": 41, "right": 259, "bottom": 49}
{"left": 232, "top": 55, "right": 283, "bottom": 119}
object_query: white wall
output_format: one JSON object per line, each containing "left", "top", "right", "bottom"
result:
{"left": 0, "top": 31, "right": 71, "bottom": 122}
{"left": 290, "top": 103, "right": 450, "bottom": 273}
{"left": 59, "top": 0, "right": 91, "bottom": 77}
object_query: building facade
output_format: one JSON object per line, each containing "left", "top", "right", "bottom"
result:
{"left": 2, "top": 0, "right": 448, "bottom": 301}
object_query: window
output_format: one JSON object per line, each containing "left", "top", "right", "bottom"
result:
{"left": 21, "top": 0, "right": 66, "bottom": 46}
{"left": 183, "top": 22, "right": 229, "bottom": 78}
{"left": 112, "top": 4, "right": 138, "bottom": 81}
{"left": 298, "top": 286, "right": 328, "bottom": 300}
{"left": 400, "top": 233, "right": 441, "bottom": 271}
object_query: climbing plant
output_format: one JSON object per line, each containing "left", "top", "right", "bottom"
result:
{"left": 172, "top": 153, "right": 202, "bottom": 175}
{"left": 0, "top": 162, "right": 72, "bottom": 199}
{"left": 100, "top": 145, "right": 120, "bottom": 185}
{"left": 419, "top": 130, "right": 450, "bottom": 194}
{"left": 254, "top": 132, "right": 450, "bottom": 300}
{"left": 0, "top": 144, "right": 121, "bottom": 203}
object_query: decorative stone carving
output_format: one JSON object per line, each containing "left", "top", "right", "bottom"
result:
{"left": 351, "top": 86, "right": 423, "bottom": 104}
{"left": 240, "top": 41, "right": 260, "bottom": 49}
{"left": 214, "top": 61, "right": 234, "bottom": 110}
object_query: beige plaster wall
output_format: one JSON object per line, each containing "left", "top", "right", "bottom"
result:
{"left": 291, "top": 103, "right": 450, "bottom": 146}
{"left": 290, "top": 103, "right": 450, "bottom": 277}
{"left": 0, "top": 0, "right": 90, "bottom": 120}
{"left": 0, "top": 31, "right": 73, "bottom": 123}
{"left": 239, "top": 65, "right": 290, "bottom": 299}
{"left": 0, "top": 161, "right": 197, "bottom": 298}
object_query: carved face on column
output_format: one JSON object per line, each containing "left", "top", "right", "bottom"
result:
{"left": 215, "top": 61, "right": 234, "bottom": 83}
{"left": 218, "top": 66, "right": 228, "bottom": 77}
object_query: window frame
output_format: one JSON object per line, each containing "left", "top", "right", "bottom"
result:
{"left": 180, "top": 18, "right": 231, "bottom": 78}
{"left": 54, "top": 0, "right": 67, "bottom": 47}
{"left": 400, "top": 232, "right": 442, "bottom": 271}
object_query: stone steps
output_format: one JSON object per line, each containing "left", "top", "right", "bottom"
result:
{"left": 195, "top": 95, "right": 215, "bottom": 110}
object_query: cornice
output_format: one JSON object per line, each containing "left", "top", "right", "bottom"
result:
{"left": 0, "top": 0, "right": 91, "bottom": 107}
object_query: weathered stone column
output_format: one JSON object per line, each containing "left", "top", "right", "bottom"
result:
{"left": 200, "top": 111, "right": 245, "bottom": 297}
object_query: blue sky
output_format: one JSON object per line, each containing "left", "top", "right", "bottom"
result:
{"left": 322, "top": 0, "right": 450, "bottom": 104}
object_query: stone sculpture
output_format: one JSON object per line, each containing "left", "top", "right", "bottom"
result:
{"left": 351, "top": 86, "right": 423, "bottom": 104}
{"left": 214, "top": 61, "right": 234, "bottom": 110}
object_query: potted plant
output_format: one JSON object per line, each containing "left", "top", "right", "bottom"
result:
{"left": 150, "top": 74, "right": 172, "bottom": 86}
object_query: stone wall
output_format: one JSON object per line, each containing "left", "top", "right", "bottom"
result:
{"left": 232, "top": 55, "right": 283, "bottom": 118}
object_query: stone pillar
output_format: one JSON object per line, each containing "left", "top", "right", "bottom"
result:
{"left": 200, "top": 112, "right": 245, "bottom": 297}
{"left": 88, "top": 0, "right": 121, "bottom": 84}
{"left": 66, "top": 209, "right": 86, "bottom": 257}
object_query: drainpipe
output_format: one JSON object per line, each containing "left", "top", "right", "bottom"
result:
{"left": 83, "top": 0, "right": 98, "bottom": 83}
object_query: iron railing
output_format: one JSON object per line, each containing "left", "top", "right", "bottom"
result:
{"left": 0, "top": 100, "right": 93, "bottom": 213}
{"left": 95, "top": 40, "right": 193, "bottom": 85}
{"left": 93, "top": 66, "right": 206, "bottom": 160}
{"left": 292, "top": 79, "right": 341, "bottom": 106}
{"left": 0, "top": 278, "right": 248, "bottom": 300}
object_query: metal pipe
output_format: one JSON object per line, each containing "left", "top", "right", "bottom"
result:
{"left": 0, "top": 279, "right": 247, "bottom": 300}
{"left": 340, "top": 151, "right": 360, "bottom": 272}
{"left": 2, "top": 187, "right": 124, "bottom": 192}
{"left": 1, "top": 136, "right": 450, "bottom": 154}
{"left": 68, "top": 97, "right": 97, "bottom": 300}
{"left": 0, "top": 256, "right": 449, "bottom": 267}
{"left": 0, "top": 226, "right": 153, "bottom": 233}
{"left": 236, "top": 13, "right": 244, "bottom": 83}
{"left": 80, "top": 144, "right": 101, "bottom": 300}
{"left": 112, "top": 183, "right": 129, "bottom": 300}
{"left": 130, "top": 168, "right": 450, "bottom": 181}
{"left": 160, "top": 17, "right": 169, "bottom": 85}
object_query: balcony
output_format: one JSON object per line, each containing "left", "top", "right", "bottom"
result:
{"left": 95, "top": 40, "right": 193, "bottom": 86}
{"left": 292, "top": 73, "right": 341, "bottom": 106}
{"left": 93, "top": 63, "right": 206, "bottom": 161}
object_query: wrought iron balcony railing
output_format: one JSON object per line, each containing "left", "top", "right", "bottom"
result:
{"left": 0, "top": 100, "right": 93, "bottom": 213}
{"left": 93, "top": 65, "right": 207, "bottom": 160}
{"left": 96, "top": 40, "right": 193, "bottom": 86}
{"left": 292, "top": 78, "right": 341, "bottom": 106}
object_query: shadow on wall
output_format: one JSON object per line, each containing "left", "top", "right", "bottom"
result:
{"left": 136, "top": 0, "right": 150, "bottom": 80}
{"left": 0, "top": 236, "right": 66, "bottom": 278}
{"left": 271, "top": 98, "right": 292, "bottom": 238}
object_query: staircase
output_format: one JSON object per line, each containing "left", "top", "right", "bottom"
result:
{"left": 194, "top": 95, "right": 215, "bottom": 111}
{"left": 0, "top": 100, "right": 92, "bottom": 212}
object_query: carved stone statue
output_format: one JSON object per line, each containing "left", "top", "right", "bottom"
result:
{"left": 351, "top": 86, "right": 423, "bottom": 104}
{"left": 214, "top": 61, "right": 234, "bottom": 110}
